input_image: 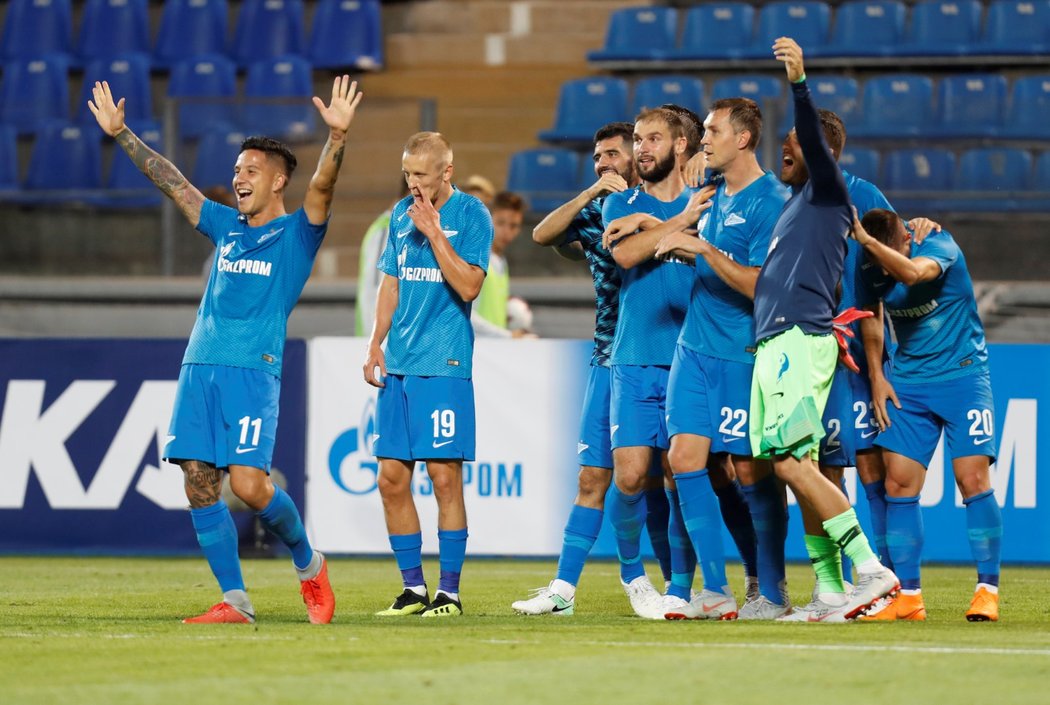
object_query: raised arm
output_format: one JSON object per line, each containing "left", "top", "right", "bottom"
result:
{"left": 409, "top": 194, "right": 486, "bottom": 301}
{"left": 773, "top": 38, "right": 848, "bottom": 207}
{"left": 851, "top": 211, "right": 943, "bottom": 286}
{"left": 88, "top": 81, "right": 204, "bottom": 226}
{"left": 534, "top": 171, "right": 627, "bottom": 247}
{"left": 304, "top": 76, "right": 363, "bottom": 225}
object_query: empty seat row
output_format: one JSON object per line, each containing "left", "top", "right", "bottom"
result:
{"left": 0, "top": 0, "right": 382, "bottom": 70}
{"left": 0, "top": 54, "right": 320, "bottom": 140}
{"left": 539, "top": 73, "right": 1050, "bottom": 143}
{"left": 589, "top": 1, "right": 1050, "bottom": 62}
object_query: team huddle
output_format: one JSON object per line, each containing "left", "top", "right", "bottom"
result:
{"left": 91, "top": 37, "right": 1002, "bottom": 625}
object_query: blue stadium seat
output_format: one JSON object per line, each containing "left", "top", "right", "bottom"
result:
{"left": 0, "top": 124, "right": 19, "bottom": 194}
{"left": 308, "top": 0, "right": 384, "bottom": 70}
{"left": 93, "top": 121, "right": 163, "bottom": 208}
{"left": 0, "top": 55, "right": 70, "bottom": 136}
{"left": 900, "top": 0, "right": 983, "bottom": 56}
{"left": 851, "top": 74, "right": 934, "bottom": 138}
{"left": 243, "top": 55, "right": 317, "bottom": 141}
{"left": 825, "top": 1, "right": 907, "bottom": 57}
{"left": 168, "top": 55, "right": 238, "bottom": 140}
{"left": 747, "top": 2, "right": 831, "bottom": 59}
{"left": 0, "top": 0, "right": 73, "bottom": 62}
{"left": 710, "top": 75, "right": 783, "bottom": 118}
{"left": 954, "top": 147, "right": 1032, "bottom": 211}
{"left": 935, "top": 74, "right": 1007, "bottom": 138}
{"left": 232, "top": 0, "right": 305, "bottom": 68}
{"left": 192, "top": 127, "right": 247, "bottom": 190}
{"left": 506, "top": 148, "right": 582, "bottom": 213}
{"left": 1004, "top": 75, "right": 1050, "bottom": 139}
{"left": 779, "top": 75, "right": 859, "bottom": 135}
{"left": 979, "top": 0, "right": 1050, "bottom": 55}
{"left": 1029, "top": 151, "right": 1050, "bottom": 209}
{"left": 882, "top": 147, "right": 955, "bottom": 212}
{"left": 839, "top": 148, "right": 880, "bottom": 184}
{"left": 24, "top": 122, "right": 102, "bottom": 200}
{"left": 631, "top": 76, "right": 705, "bottom": 117}
{"left": 588, "top": 6, "right": 678, "bottom": 62}
{"left": 672, "top": 3, "right": 755, "bottom": 60}
{"left": 539, "top": 77, "right": 629, "bottom": 143}
{"left": 75, "top": 54, "right": 153, "bottom": 125}
{"left": 154, "top": 0, "right": 229, "bottom": 69}
{"left": 77, "top": 0, "right": 150, "bottom": 64}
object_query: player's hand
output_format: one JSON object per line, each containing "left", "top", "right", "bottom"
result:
{"left": 869, "top": 373, "right": 901, "bottom": 431}
{"left": 773, "top": 37, "right": 805, "bottom": 83}
{"left": 683, "top": 152, "right": 708, "bottom": 188}
{"left": 86, "top": 81, "right": 127, "bottom": 138}
{"left": 849, "top": 206, "right": 873, "bottom": 246}
{"left": 907, "top": 217, "right": 941, "bottom": 245}
{"left": 602, "top": 213, "right": 661, "bottom": 249}
{"left": 682, "top": 184, "right": 717, "bottom": 224}
{"left": 312, "top": 75, "right": 363, "bottom": 136}
{"left": 363, "top": 345, "right": 386, "bottom": 388}
{"left": 655, "top": 229, "right": 706, "bottom": 260}
{"left": 407, "top": 192, "right": 443, "bottom": 239}
{"left": 587, "top": 171, "right": 629, "bottom": 199}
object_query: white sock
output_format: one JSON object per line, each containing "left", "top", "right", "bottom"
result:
{"left": 551, "top": 579, "right": 576, "bottom": 600}
{"left": 901, "top": 588, "right": 922, "bottom": 596}
{"left": 437, "top": 589, "right": 459, "bottom": 601}
{"left": 296, "top": 550, "right": 323, "bottom": 581}
{"left": 855, "top": 558, "right": 884, "bottom": 575}
{"left": 223, "top": 589, "right": 254, "bottom": 616}
{"left": 977, "top": 583, "right": 999, "bottom": 594}
{"left": 407, "top": 584, "right": 427, "bottom": 597}
{"left": 818, "top": 591, "right": 848, "bottom": 607}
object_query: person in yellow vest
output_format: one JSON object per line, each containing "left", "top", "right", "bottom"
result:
{"left": 473, "top": 191, "right": 529, "bottom": 337}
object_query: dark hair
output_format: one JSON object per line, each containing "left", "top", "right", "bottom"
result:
{"left": 659, "top": 104, "right": 703, "bottom": 157}
{"left": 818, "top": 109, "right": 846, "bottom": 158}
{"left": 860, "top": 208, "right": 900, "bottom": 246}
{"left": 240, "top": 136, "right": 297, "bottom": 178}
{"left": 634, "top": 106, "right": 687, "bottom": 142}
{"left": 492, "top": 190, "right": 526, "bottom": 213}
{"left": 593, "top": 121, "right": 634, "bottom": 145}
{"left": 709, "top": 97, "right": 763, "bottom": 150}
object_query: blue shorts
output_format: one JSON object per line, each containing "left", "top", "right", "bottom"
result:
{"left": 876, "top": 371, "right": 997, "bottom": 467}
{"left": 374, "top": 374, "right": 476, "bottom": 461}
{"left": 848, "top": 364, "right": 881, "bottom": 453}
{"left": 164, "top": 363, "right": 279, "bottom": 472}
{"left": 610, "top": 364, "right": 670, "bottom": 451}
{"left": 667, "top": 345, "right": 754, "bottom": 456}
{"left": 578, "top": 364, "right": 614, "bottom": 469}
{"left": 820, "top": 364, "right": 859, "bottom": 467}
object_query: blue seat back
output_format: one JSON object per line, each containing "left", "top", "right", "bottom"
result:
{"left": 541, "top": 78, "right": 629, "bottom": 142}
{"left": 982, "top": 0, "right": 1050, "bottom": 53}
{"left": 232, "top": 0, "right": 305, "bottom": 67}
{"left": 0, "top": 0, "right": 73, "bottom": 61}
{"left": 1033, "top": 151, "right": 1050, "bottom": 190}
{"left": 243, "top": 55, "right": 317, "bottom": 140}
{"left": 591, "top": 6, "right": 678, "bottom": 60}
{"left": 0, "top": 124, "right": 19, "bottom": 190}
{"left": 858, "top": 74, "right": 934, "bottom": 136}
{"left": 1005, "top": 75, "right": 1050, "bottom": 138}
{"left": 677, "top": 4, "right": 755, "bottom": 59}
{"left": 957, "top": 147, "right": 1032, "bottom": 191}
{"left": 937, "top": 74, "right": 1007, "bottom": 136}
{"left": 154, "top": 0, "right": 229, "bottom": 68}
{"left": 100, "top": 121, "right": 163, "bottom": 207}
{"left": 506, "top": 148, "right": 582, "bottom": 212}
{"left": 828, "top": 1, "right": 906, "bottom": 53}
{"left": 631, "top": 76, "right": 705, "bottom": 116}
{"left": 192, "top": 128, "right": 248, "bottom": 190}
{"left": 26, "top": 122, "right": 101, "bottom": 190}
{"left": 78, "top": 0, "right": 150, "bottom": 63}
{"left": 883, "top": 148, "right": 955, "bottom": 190}
{"left": 169, "top": 55, "right": 238, "bottom": 140}
{"left": 752, "top": 2, "right": 831, "bottom": 54}
{"left": 905, "top": 0, "right": 983, "bottom": 53}
{"left": 710, "top": 75, "right": 783, "bottom": 112}
{"left": 839, "top": 148, "right": 880, "bottom": 184}
{"left": 308, "top": 0, "right": 384, "bottom": 70}
{"left": 76, "top": 54, "right": 153, "bottom": 124}
{"left": 780, "top": 75, "right": 859, "bottom": 133}
{"left": 0, "top": 55, "right": 70, "bottom": 136}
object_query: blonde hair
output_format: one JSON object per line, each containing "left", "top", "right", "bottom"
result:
{"left": 403, "top": 131, "right": 453, "bottom": 166}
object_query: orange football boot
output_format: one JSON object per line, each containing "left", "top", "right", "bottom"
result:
{"left": 858, "top": 592, "right": 927, "bottom": 621}
{"left": 301, "top": 553, "right": 336, "bottom": 624}
{"left": 183, "top": 601, "right": 254, "bottom": 624}
{"left": 966, "top": 587, "right": 999, "bottom": 622}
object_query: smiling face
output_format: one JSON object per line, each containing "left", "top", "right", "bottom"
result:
{"left": 232, "top": 149, "right": 285, "bottom": 216}
{"left": 779, "top": 129, "right": 808, "bottom": 187}
{"left": 592, "top": 135, "right": 635, "bottom": 182}
{"left": 633, "top": 117, "right": 679, "bottom": 184}
{"left": 401, "top": 149, "right": 452, "bottom": 205}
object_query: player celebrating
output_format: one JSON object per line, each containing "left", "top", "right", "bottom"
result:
{"left": 364, "top": 132, "right": 494, "bottom": 618}
{"left": 852, "top": 209, "right": 1002, "bottom": 622}
{"left": 88, "top": 77, "right": 361, "bottom": 624}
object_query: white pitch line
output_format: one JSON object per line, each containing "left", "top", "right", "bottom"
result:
{"left": 482, "top": 638, "right": 1050, "bottom": 657}
{"left": 1, "top": 632, "right": 358, "bottom": 642}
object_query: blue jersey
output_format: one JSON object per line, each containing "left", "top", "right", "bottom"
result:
{"left": 679, "top": 171, "right": 789, "bottom": 364}
{"left": 185, "top": 200, "right": 326, "bottom": 377}
{"left": 603, "top": 186, "right": 694, "bottom": 366}
{"left": 860, "top": 230, "right": 987, "bottom": 382}
{"left": 563, "top": 198, "right": 620, "bottom": 368}
{"left": 378, "top": 189, "right": 493, "bottom": 379}
{"left": 754, "top": 81, "right": 852, "bottom": 342}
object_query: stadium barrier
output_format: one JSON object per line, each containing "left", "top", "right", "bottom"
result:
{"left": 0, "top": 338, "right": 1044, "bottom": 563}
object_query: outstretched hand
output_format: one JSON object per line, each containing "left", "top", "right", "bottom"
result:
{"left": 86, "top": 81, "right": 126, "bottom": 138}
{"left": 312, "top": 75, "right": 363, "bottom": 136}
{"left": 773, "top": 37, "right": 805, "bottom": 83}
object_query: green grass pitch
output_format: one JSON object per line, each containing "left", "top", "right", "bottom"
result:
{"left": 2, "top": 557, "right": 1048, "bottom": 705}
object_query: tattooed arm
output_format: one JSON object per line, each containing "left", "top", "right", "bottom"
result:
{"left": 87, "top": 81, "right": 204, "bottom": 226}
{"left": 304, "top": 75, "right": 363, "bottom": 225}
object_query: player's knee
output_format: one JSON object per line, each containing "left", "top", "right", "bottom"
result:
{"left": 427, "top": 470, "right": 462, "bottom": 500}
{"left": 229, "top": 472, "right": 272, "bottom": 509}
{"left": 577, "top": 469, "right": 611, "bottom": 503}
{"left": 666, "top": 444, "right": 701, "bottom": 475}
{"left": 377, "top": 470, "right": 410, "bottom": 498}
{"left": 956, "top": 468, "right": 991, "bottom": 499}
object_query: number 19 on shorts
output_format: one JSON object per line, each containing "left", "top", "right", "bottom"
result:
{"left": 431, "top": 409, "right": 456, "bottom": 446}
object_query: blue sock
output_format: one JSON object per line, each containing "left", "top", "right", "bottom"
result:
{"left": 675, "top": 469, "right": 728, "bottom": 591}
{"left": 389, "top": 532, "right": 424, "bottom": 589}
{"left": 666, "top": 489, "right": 696, "bottom": 600}
{"left": 836, "top": 476, "right": 854, "bottom": 582}
{"left": 645, "top": 487, "right": 673, "bottom": 583}
{"left": 256, "top": 486, "right": 313, "bottom": 570}
{"left": 713, "top": 479, "right": 757, "bottom": 581}
{"left": 741, "top": 475, "right": 788, "bottom": 604}
{"left": 964, "top": 489, "right": 1002, "bottom": 587}
{"left": 190, "top": 500, "right": 244, "bottom": 593}
{"left": 555, "top": 505, "right": 603, "bottom": 586}
{"left": 886, "top": 494, "right": 923, "bottom": 591}
{"left": 862, "top": 479, "right": 893, "bottom": 571}
{"left": 608, "top": 484, "right": 647, "bottom": 583}
{"left": 438, "top": 528, "right": 468, "bottom": 594}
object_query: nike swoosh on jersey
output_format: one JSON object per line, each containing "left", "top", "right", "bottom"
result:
{"left": 577, "top": 442, "right": 590, "bottom": 455}
{"left": 396, "top": 228, "right": 413, "bottom": 238}
{"left": 235, "top": 446, "right": 258, "bottom": 454}
{"left": 433, "top": 439, "right": 454, "bottom": 448}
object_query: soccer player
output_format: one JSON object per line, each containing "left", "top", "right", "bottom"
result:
{"left": 599, "top": 108, "right": 698, "bottom": 619}
{"left": 651, "top": 98, "right": 792, "bottom": 620}
{"left": 852, "top": 209, "right": 1002, "bottom": 622}
{"left": 88, "top": 77, "right": 362, "bottom": 624}
{"left": 364, "top": 132, "right": 494, "bottom": 618}
{"left": 510, "top": 122, "right": 637, "bottom": 615}
{"left": 748, "top": 38, "right": 898, "bottom": 621}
